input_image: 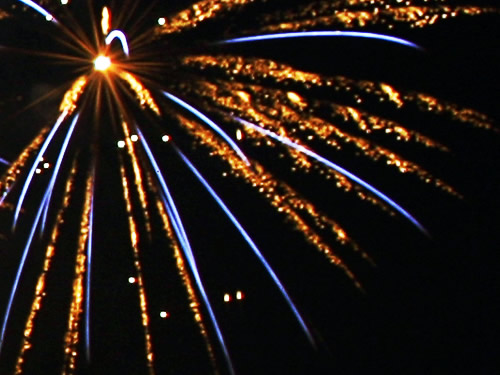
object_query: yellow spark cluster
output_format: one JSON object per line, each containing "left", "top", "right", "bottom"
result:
{"left": 151, "top": 177, "right": 218, "bottom": 371}
{"left": 119, "top": 72, "right": 160, "bottom": 115}
{"left": 184, "top": 78, "right": 458, "bottom": 200}
{"left": 119, "top": 161, "right": 155, "bottom": 375}
{"left": 182, "top": 55, "right": 495, "bottom": 131}
{"left": 62, "top": 172, "right": 93, "bottom": 375}
{"left": 156, "top": 0, "right": 255, "bottom": 34}
{"left": 15, "top": 166, "right": 77, "bottom": 375}
{"left": 408, "top": 93, "right": 495, "bottom": 130}
{"left": 177, "top": 113, "right": 363, "bottom": 287}
{"left": 258, "top": 1, "right": 498, "bottom": 32}
{"left": 60, "top": 76, "right": 87, "bottom": 115}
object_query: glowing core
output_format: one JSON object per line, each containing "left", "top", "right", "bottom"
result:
{"left": 94, "top": 55, "right": 111, "bottom": 71}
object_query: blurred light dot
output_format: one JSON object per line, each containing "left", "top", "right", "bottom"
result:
{"left": 128, "top": 277, "right": 136, "bottom": 284}
{"left": 161, "top": 135, "right": 170, "bottom": 142}
{"left": 35, "top": 168, "right": 42, "bottom": 174}
{"left": 43, "top": 163, "right": 50, "bottom": 169}
{"left": 236, "top": 129, "right": 243, "bottom": 141}
{"left": 223, "top": 293, "right": 231, "bottom": 303}
{"left": 158, "top": 18, "right": 166, "bottom": 26}
{"left": 236, "top": 291, "right": 244, "bottom": 300}
{"left": 130, "top": 134, "right": 139, "bottom": 142}
{"left": 94, "top": 55, "right": 112, "bottom": 72}
{"left": 160, "top": 311, "right": 169, "bottom": 318}
{"left": 117, "top": 140, "right": 126, "bottom": 148}
{"left": 45, "top": 15, "right": 53, "bottom": 22}
{"left": 61, "top": 0, "right": 68, "bottom": 4}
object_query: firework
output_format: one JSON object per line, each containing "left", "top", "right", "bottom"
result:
{"left": 0, "top": 1, "right": 497, "bottom": 374}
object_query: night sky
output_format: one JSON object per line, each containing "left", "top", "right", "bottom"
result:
{"left": 0, "top": 1, "right": 499, "bottom": 375}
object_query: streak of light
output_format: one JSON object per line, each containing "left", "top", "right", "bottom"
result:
{"left": 105, "top": 29, "right": 130, "bottom": 57}
{"left": 41, "top": 114, "right": 80, "bottom": 233}
{"left": 220, "top": 31, "right": 422, "bottom": 50}
{"left": 162, "top": 91, "right": 250, "bottom": 166}
{"left": 85, "top": 170, "right": 95, "bottom": 363}
{"left": 235, "top": 116, "right": 427, "bottom": 234}
{"left": 0, "top": 157, "right": 10, "bottom": 166}
{"left": 177, "top": 148, "right": 315, "bottom": 345}
{"left": 137, "top": 127, "right": 235, "bottom": 375}
{"left": 17, "top": 0, "right": 58, "bottom": 23}
{"left": 0, "top": 187, "right": 52, "bottom": 354}
{"left": 13, "top": 111, "right": 68, "bottom": 229}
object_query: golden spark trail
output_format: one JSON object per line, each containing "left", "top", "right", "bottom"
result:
{"left": 62, "top": 172, "right": 94, "bottom": 375}
{"left": 157, "top": 0, "right": 256, "bottom": 35}
{"left": 0, "top": 129, "right": 49, "bottom": 199}
{"left": 60, "top": 76, "right": 88, "bottom": 115}
{"left": 120, "top": 121, "right": 152, "bottom": 236}
{"left": 15, "top": 165, "right": 77, "bottom": 375}
{"left": 118, "top": 159, "right": 155, "bottom": 375}
{"left": 257, "top": 2, "right": 498, "bottom": 32}
{"left": 149, "top": 172, "right": 218, "bottom": 373}
{"left": 119, "top": 72, "right": 160, "bottom": 115}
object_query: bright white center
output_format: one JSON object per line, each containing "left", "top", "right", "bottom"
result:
{"left": 94, "top": 55, "right": 111, "bottom": 71}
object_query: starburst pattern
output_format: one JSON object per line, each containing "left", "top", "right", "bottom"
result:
{"left": 0, "top": 1, "right": 498, "bottom": 374}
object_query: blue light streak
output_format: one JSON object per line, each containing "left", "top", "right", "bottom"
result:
{"left": 220, "top": 31, "right": 422, "bottom": 50}
{"left": 14, "top": 111, "right": 68, "bottom": 230}
{"left": 41, "top": 114, "right": 79, "bottom": 233}
{"left": 176, "top": 147, "right": 315, "bottom": 345}
{"left": 17, "top": 0, "right": 58, "bottom": 23}
{"left": 162, "top": 91, "right": 250, "bottom": 166}
{"left": 234, "top": 117, "right": 427, "bottom": 234}
{"left": 105, "top": 30, "right": 130, "bottom": 57}
{"left": 0, "top": 157, "right": 9, "bottom": 166}
{"left": 136, "top": 127, "right": 235, "bottom": 375}
{"left": 0, "top": 187, "right": 51, "bottom": 354}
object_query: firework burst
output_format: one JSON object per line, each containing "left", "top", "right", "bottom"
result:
{"left": 0, "top": 1, "right": 498, "bottom": 374}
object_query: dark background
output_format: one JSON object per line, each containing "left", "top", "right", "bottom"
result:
{"left": 0, "top": 1, "right": 499, "bottom": 374}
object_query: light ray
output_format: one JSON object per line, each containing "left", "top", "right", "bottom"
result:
{"left": 137, "top": 127, "right": 235, "bottom": 375}
{"left": 0, "top": 157, "right": 9, "bottom": 166}
{"left": 162, "top": 91, "right": 250, "bottom": 166}
{"left": 234, "top": 116, "right": 427, "bottom": 234}
{"left": 220, "top": 31, "right": 422, "bottom": 50}
{"left": 176, "top": 147, "right": 315, "bottom": 345}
